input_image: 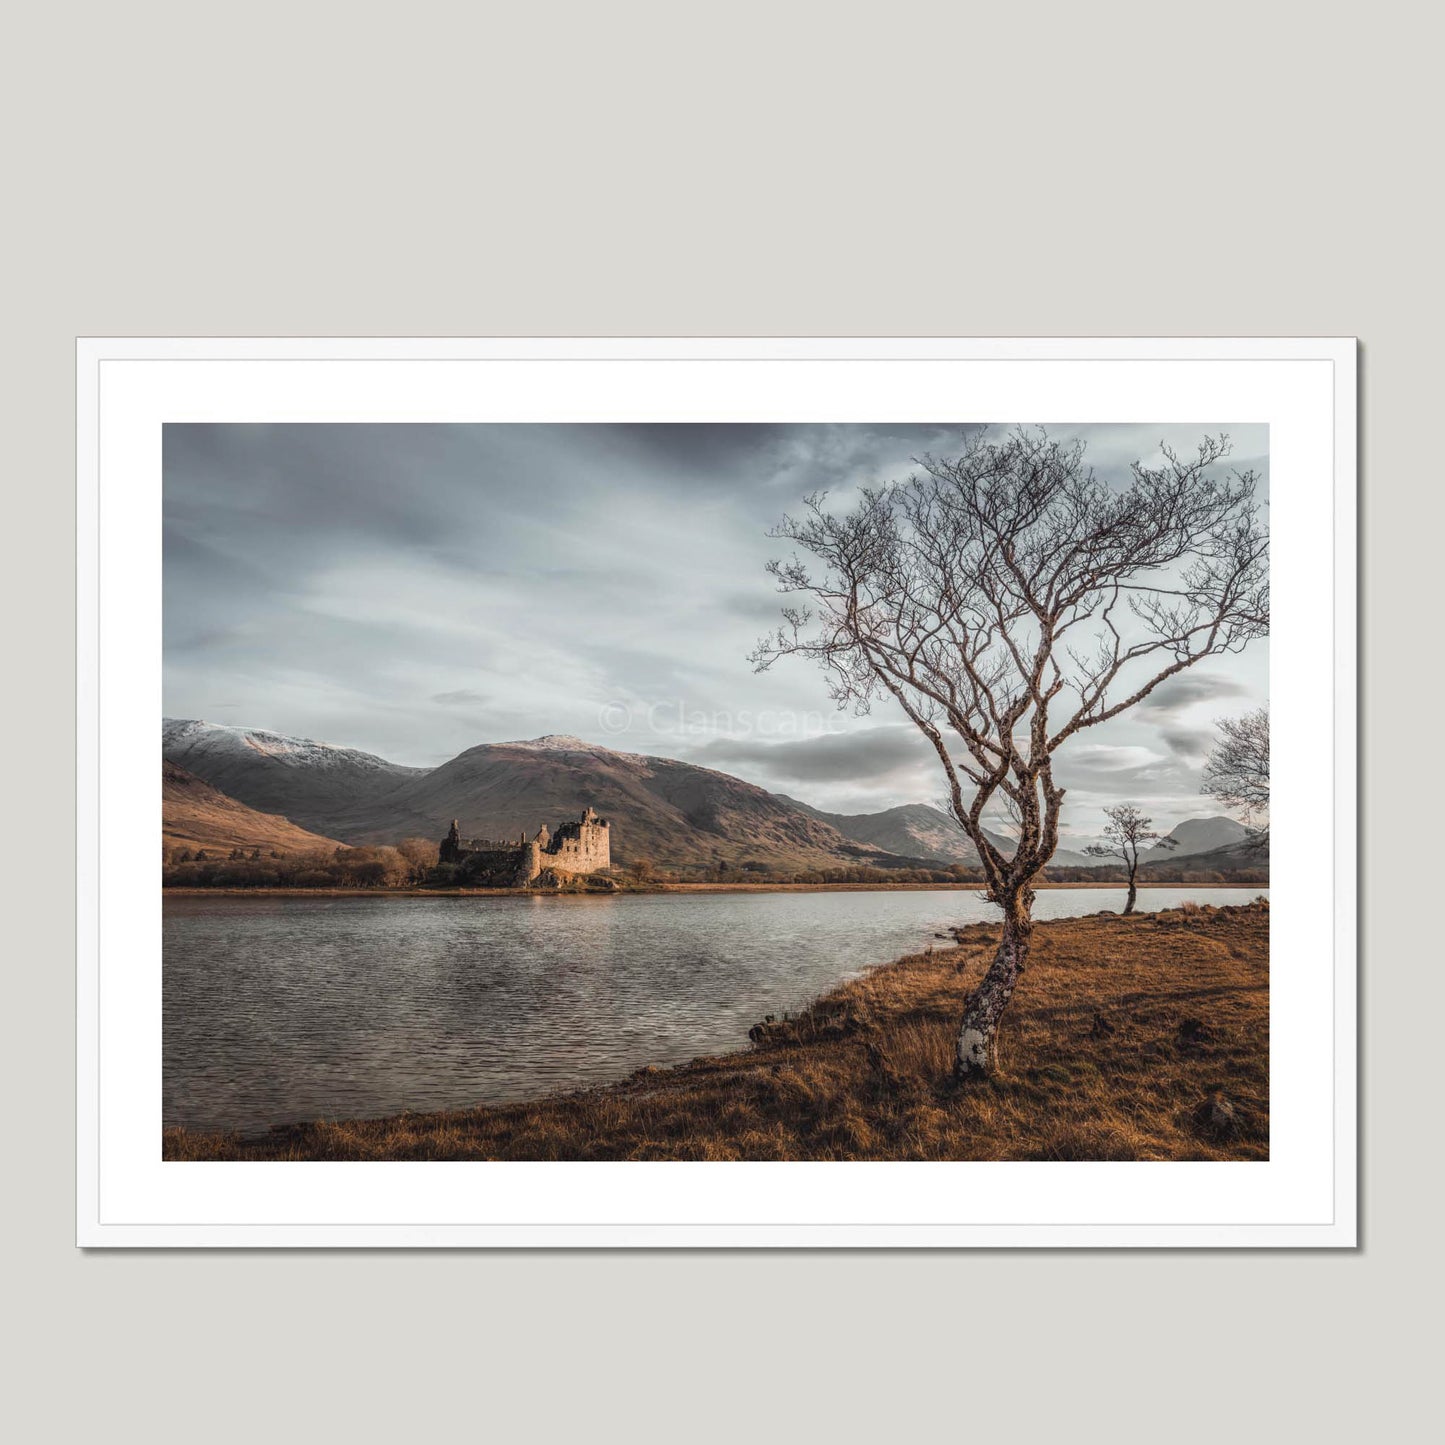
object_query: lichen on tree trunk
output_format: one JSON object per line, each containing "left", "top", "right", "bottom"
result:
{"left": 954, "top": 902, "right": 1034, "bottom": 1080}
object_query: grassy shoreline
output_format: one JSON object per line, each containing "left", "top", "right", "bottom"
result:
{"left": 164, "top": 900, "right": 1269, "bottom": 1162}
{"left": 163, "top": 880, "right": 1268, "bottom": 899}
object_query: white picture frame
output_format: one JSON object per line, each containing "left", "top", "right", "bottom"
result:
{"left": 77, "top": 336, "right": 1357, "bottom": 1248}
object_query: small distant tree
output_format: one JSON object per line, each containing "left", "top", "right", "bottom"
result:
{"left": 630, "top": 857, "right": 655, "bottom": 882}
{"left": 1202, "top": 707, "right": 1269, "bottom": 845}
{"left": 754, "top": 429, "right": 1268, "bottom": 1077}
{"left": 1084, "top": 803, "right": 1176, "bottom": 915}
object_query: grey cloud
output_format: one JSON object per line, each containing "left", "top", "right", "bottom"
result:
{"left": 164, "top": 421, "right": 1268, "bottom": 821}
{"left": 1051, "top": 743, "right": 1205, "bottom": 822}
{"left": 686, "top": 726, "right": 935, "bottom": 786}
{"left": 431, "top": 689, "right": 489, "bottom": 705}
{"left": 1160, "top": 725, "right": 1214, "bottom": 758}
{"left": 1136, "top": 674, "right": 1250, "bottom": 718}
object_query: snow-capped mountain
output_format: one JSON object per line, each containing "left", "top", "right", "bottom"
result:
{"left": 162, "top": 718, "right": 415, "bottom": 773}
{"left": 499, "top": 734, "right": 597, "bottom": 752}
{"left": 162, "top": 719, "right": 426, "bottom": 836}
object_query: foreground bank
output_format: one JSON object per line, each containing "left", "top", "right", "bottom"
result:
{"left": 164, "top": 900, "right": 1269, "bottom": 1162}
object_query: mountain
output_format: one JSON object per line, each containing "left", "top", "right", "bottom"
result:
{"left": 1142, "top": 833, "right": 1269, "bottom": 875}
{"left": 321, "top": 734, "right": 911, "bottom": 870}
{"left": 1150, "top": 816, "right": 1254, "bottom": 859}
{"left": 163, "top": 761, "right": 342, "bottom": 855}
{"left": 166, "top": 719, "right": 1220, "bottom": 874}
{"left": 162, "top": 719, "right": 426, "bottom": 837}
{"left": 784, "top": 798, "right": 1097, "bottom": 869}
{"left": 783, "top": 798, "right": 990, "bottom": 864}
{"left": 782, "top": 799, "right": 950, "bottom": 858}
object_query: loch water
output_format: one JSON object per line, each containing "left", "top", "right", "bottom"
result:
{"left": 163, "top": 886, "right": 1266, "bottom": 1133}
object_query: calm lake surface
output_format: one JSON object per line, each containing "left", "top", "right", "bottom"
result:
{"left": 164, "top": 887, "right": 1267, "bottom": 1132}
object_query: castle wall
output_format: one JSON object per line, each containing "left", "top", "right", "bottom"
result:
{"left": 455, "top": 845, "right": 534, "bottom": 887}
{"left": 441, "top": 810, "right": 609, "bottom": 885}
{"left": 544, "top": 820, "right": 610, "bottom": 875}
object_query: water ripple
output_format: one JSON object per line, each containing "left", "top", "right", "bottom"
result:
{"left": 162, "top": 888, "right": 1263, "bottom": 1132}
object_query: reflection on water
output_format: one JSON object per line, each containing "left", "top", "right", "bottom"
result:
{"left": 163, "top": 887, "right": 1266, "bottom": 1132}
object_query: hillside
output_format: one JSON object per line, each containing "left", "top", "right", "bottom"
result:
{"left": 322, "top": 734, "right": 908, "bottom": 870}
{"left": 1143, "top": 834, "right": 1269, "bottom": 877}
{"left": 785, "top": 797, "right": 1096, "bottom": 869}
{"left": 782, "top": 798, "right": 983, "bottom": 862}
{"left": 163, "top": 761, "right": 341, "bottom": 855}
{"left": 162, "top": 719, "right": 426, "bottom": 836}
{"left": 1151, "top": 815, "right": 1254, "bottom": 858}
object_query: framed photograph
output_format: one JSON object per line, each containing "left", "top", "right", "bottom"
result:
{"left": 77, "top": 336, "right": 1356, "bottom": 1247}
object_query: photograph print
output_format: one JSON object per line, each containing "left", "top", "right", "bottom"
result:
{"left": 160, "top": 418, "right": 1272, "bottom": 1164}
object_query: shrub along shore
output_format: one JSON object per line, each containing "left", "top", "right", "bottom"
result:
{"left": 162, "top": 842, "right": 1265, "bottom": 892}
{"left": 164, "top": 900, "right": 1269, "bottom": 1162}
{"left": 163, "top": 879, "right": 1268, "bottom": 897}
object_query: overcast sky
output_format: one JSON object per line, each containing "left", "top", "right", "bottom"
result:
{"left": 164, "top": 422, "right": 1268, "bottom": 837}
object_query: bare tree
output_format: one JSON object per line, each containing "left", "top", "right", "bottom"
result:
{"left": 396, "top": 836, "right": 441, "bottom": 884}
{"left": 1202, "top": 707, "right": 1269, "bottom": 845}
{"left": 1084, "top": 803, "right": 1176, "bottom": 915}
{"left": 752, "top": 428, "right": 1268, "bottom": 1078}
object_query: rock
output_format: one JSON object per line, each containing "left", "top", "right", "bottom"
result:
{"left": 1195, "top": 1091, "right": 1239, "bottom": 1135}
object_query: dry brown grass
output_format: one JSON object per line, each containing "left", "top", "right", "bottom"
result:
{"left": 163, "top": 900, "right": 1269, "bottom": 1162}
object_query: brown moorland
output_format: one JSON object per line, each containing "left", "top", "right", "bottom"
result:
{"left": 163, "top": 761, "right": 342, "bottom": 856}
{"left": 163, "top": 900, "right": 1268, "bottom": 1162}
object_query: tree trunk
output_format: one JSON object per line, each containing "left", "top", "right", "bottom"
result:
{"left": 954, "top": 902, "right": 1033, "bottom": 1080}
{"left": 1124, "top": 875, "right": 1138, "bottom": 915}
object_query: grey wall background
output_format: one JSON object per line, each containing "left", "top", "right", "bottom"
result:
{"left": 4, "top": 1, "right": 1434, "bottom": 1441}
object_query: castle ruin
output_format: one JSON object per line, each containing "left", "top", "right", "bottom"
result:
{"left": 438, "top": 806, "right": 611, "bottom": 886}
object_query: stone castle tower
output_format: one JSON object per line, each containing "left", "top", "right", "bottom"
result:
{"left": 439, "top": 806, "right": 610, "bottom": 885}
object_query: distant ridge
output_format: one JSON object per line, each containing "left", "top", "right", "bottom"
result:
{"left": 1150, "top": 815, "right": 1254, "bottom": 858}
{"left": 783, "top": 797, "right": 1096, "bottom": 869}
